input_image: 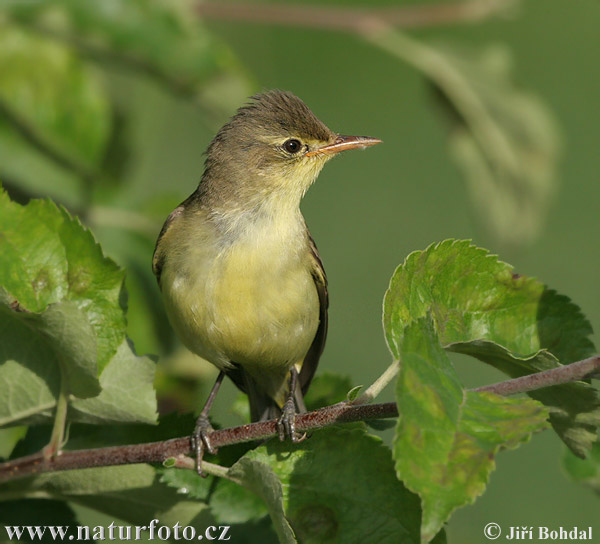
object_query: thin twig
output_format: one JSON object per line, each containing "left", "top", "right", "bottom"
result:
{"left": 196, "top": 0, "right": 516, "bottom": 34}
{"left": 471, "top": 356, "right": 600, "bottom": 396}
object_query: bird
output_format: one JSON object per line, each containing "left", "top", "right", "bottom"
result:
{"left": 153, "top": 90, "right": 381, "bottom": 473}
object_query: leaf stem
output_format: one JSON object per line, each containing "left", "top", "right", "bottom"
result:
{"left": 168, "top": 455, "right": 239, "bottom": 483}
{"left": 42, "top": 374, "right": 69, "bottom": 460}
{"left": 352, "top": 359, "right": 400, "bottom": 405}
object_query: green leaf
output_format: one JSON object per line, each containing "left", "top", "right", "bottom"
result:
{"left": 0, "top": 26, "right": 110, "bottom": 164}
{"left": 0, "top": 464, "right": 214, "bottom": 529}
{"left": 0, "top": 499, "right": 80, "bottom": 542}
{"left": 383, "top": 240, "right": 598, "bottom": 457}
{"left": 303, "top": 372, "right": 353, "bottom": 410}
{"left": 0, "top": 189, "right": 156, "bottom": 426}
{"left": 0, "top": 300, "right": 100, "bottom": 399}
{"left": 563, "top": 443, "right": 600, "bottom": 494}
{"left": 160, "top": 467, "right": 268, "bottom": 525}
{"left": 365, "top": 419, "right": 396, "bottom": 431}
{"left": 393, "top": 318, "right": 549, "bottom": 542}
{"left": 0, "top": 25, "right": 110, "bottom": 202}
{"left": 438, "top": 45, "right": 561, "bottom": 249}
{"left": 230, "top": 427, "right": 426, "bottom": 544}
{"left": 346, "top": 385, "right": 363, "bottom": 403}
{"left": 0, "top": 426, "right": 27, "bottom": 459}
{"left": 228, "top": 456, "right": 297, "bottom": 544}
{"left": 69, "top": 339, "right": 157, "bottom": 425}
{"left": 5, "top": 0, "right": 252, "bottom": 105}
{"left": 448, "top": 341, "right": 600, "bottom": 457}
{"left": 159, "top": 468, "right": 212, "bottom": 502}
{"left": 367, "top": 33, "right": 560, "bottom": 249}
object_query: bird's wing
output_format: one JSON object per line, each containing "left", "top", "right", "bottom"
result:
{"left": 152, "top": 204, "right": 185, "bottom": 286}
{"left": 299, "top": 231, "right": 329, "bottom": 395}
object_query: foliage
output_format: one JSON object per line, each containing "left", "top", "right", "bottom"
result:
{"left": 0, "top": 1, "right": 598, "bottom": 543}
{"left": 1, "top": 187, "right": 597, "bottom": 541}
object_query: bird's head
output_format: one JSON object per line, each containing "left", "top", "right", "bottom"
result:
{"left": 202, "top": 90, "right": 381, "bottom": 208}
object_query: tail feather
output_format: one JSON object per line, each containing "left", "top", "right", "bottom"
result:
{"left": 244, "top": 371, "right": 281, "bottom": 422}
{"left": 240, "top": 369, "right": 307, "bottom": 422}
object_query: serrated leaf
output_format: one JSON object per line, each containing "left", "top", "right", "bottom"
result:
{"left": 160, "top": 467, "right": 268, "bottom": 525}
{"left": 563, "top": 443, "right": 600, "bottom": 494}
{"left": 0, "top": 464, "right": 213, "bottom": 528}
{"left": 448, "top": 340, "right": 600, "bottom": 457}
{"left": 69, "top": 339, "right": 157, "bottom": 425}
{"left": 229, "top": 456, "right": 297, "bottom": 544}
{"left": 230, "top": 427, "right": 426, "bottom": 544}
{"left": 159, "top": 468, "right": 212, "bottom": 502}
{"left": 2, "top": 300, "right": 100, "bottom": 399}
{"left": 0, "top": 189, "right": 156, "bottom": 426}
{"left": 394, "top": 318, "right": 549, "bottom": 542}
{"left": 383, "top": 240, "right": 598, "bottom": 457}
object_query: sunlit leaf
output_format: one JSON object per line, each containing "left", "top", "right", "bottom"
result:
{"left": 0, "top": 188, "right": 156, "bottom": 426}
{"left": 393, "top": 317, "right": 548, "bottom": 542}
{"left": 384, "top": 240, "right": 598, "bottom": 457}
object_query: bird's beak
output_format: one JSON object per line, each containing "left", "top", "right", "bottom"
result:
{"left": 305, "top": 135, "right": 382, "bottom": 157}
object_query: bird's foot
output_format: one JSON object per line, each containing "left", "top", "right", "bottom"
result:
{"left": 277, "top": 396, "right": 307, "bottom": 443}
{"left": 192, "top": 414, "right": 217, "bottom": 477}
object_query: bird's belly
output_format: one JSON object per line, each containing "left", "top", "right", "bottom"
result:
{"left": 162, "top": 241, "right": 320, "bottom": 374}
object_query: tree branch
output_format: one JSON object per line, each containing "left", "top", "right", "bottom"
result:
{"left": 196, "top": 0, "right": 517, "bottom": 34}
{"left": 471, "top": 356, "right": 600, "bottom": 396}
{"left": 0, "top": 402, "right": 396, "bottom": 483}
{"left": 1, "top": 355, "right": 598, "bottom": 484}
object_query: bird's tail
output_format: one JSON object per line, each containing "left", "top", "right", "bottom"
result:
{"left": 242, "top": 370, "right": 306, "bottom": 422}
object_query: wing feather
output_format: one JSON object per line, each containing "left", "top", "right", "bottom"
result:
{"left": 299, "top": 231, "right": 328, "bottom": 395}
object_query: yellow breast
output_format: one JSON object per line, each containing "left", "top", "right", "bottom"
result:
{"left": 160, "top": 206, "right": 320, "bottom": 388}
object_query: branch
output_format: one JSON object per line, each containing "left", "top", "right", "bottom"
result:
{"left": 0, "top": 402, "right": 396, "bottom": 483}
{"left": 196, "top": 0, "right": 517, "bottom": 34}
{"left": 471, "top": 355, "right": 600, "bottom": 396}
{"left": 1, "top": 355, "right": 598, "bottom": 484}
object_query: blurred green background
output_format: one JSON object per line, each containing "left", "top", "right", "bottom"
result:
{"left": 1, "top": 0, "right": 599, "bottom": 541}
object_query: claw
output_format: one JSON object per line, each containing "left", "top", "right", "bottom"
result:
{"left": 193, "top": 414, "right": 217, "bottom": 477}
{"left": 276, "top": 396, "right": 306, "bottom": 443}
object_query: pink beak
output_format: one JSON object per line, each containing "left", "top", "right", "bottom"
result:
{"left": 305, "top": 135, "right": 382, "bottom": 157}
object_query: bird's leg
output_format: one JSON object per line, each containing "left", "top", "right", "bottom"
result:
{"left": 193, "top": 370, "right": 225, "bottom": 477}
{"left": 277, "top": 367, "right": 307, "bottom": 443}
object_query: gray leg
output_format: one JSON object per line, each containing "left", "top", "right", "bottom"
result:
{"left": 276, "top": 367, "right": 307, "bottom": 443}
{"left": 193, "top": 371, "right": 225, "bottom": 476}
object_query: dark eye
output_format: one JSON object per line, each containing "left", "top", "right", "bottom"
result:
{"left": 283, "top": 139, "right": 302, "bottom": 154}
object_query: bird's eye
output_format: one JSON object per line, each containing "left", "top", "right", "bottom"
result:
{"left": 283, "top": 139, "right": 302, "bottom": 154}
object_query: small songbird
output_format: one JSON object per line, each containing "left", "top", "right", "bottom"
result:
{"left": 153, "top": 90, "right": 381, "bottom": 472}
